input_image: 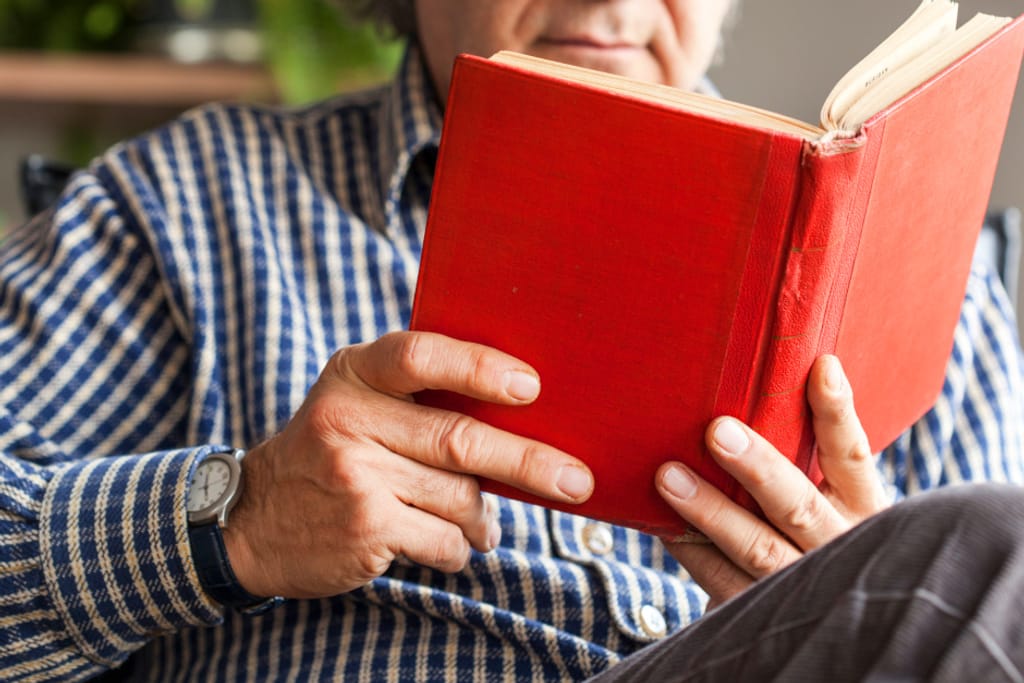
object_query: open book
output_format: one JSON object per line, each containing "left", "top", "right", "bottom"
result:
{"left": 410, "top": 1, "right": 1024, "bottom": 539}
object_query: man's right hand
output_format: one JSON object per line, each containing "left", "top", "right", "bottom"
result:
{"left": 221, "top": 331, "right": 593, "bottom": 600}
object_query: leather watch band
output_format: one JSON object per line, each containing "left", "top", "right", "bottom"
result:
{"left": 188, "top": 521, "right": 281, "bottom": 614}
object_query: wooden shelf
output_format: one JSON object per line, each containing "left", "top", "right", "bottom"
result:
{"left": 0, "top": 51, "right": 277, "bottom": 107}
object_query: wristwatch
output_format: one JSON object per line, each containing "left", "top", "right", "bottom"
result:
{"left": 186, "top": 450, "right": 281, "bottom": 614}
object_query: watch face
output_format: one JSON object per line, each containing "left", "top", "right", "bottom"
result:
{"left": 187, "top": 457, "right": 234, "bottom": 513}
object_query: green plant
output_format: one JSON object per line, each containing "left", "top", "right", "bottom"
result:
{"left": 257, "top": 0, "right": 403, "bottom": 104}
{"left": 0, "top": 0, "right": 140, "bottom": 51}
{"left": 0, "top": 1, "right": 401, "bottom": 103}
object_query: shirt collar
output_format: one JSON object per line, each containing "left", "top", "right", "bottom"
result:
{"left": 377, "top": 43, "right": 444, "bottom": 231}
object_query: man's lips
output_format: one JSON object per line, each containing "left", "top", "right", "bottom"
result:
{"left": 529, "top": 33, "right": 654, "bottom": 75}
{"left": 537, "top": 36, "right": 643, "bottom": 51}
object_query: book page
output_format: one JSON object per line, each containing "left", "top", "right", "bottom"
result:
{"left": 820, "top": 0, "right": 959, "bottom": 130}
{"left": 833, "top": 12, "right": 1012, "bottom": 131}
{"left": 490, "top": 51, "right": 823, "bottom": 138}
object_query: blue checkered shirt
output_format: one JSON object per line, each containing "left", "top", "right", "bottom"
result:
{"left": 2, "top": 47, "right": 1023, "bottom": 682}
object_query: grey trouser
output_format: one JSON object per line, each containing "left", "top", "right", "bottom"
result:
{"left": 590, "top": 483, "right": 1024, "bottom": 682}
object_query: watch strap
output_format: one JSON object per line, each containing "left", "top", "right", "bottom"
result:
{"left": 188, "top": 521, "right": 282, "bottom": 614}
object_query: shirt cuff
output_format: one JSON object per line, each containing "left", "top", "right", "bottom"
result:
{"left": 39, "top": 446, "right": 228, "bottom": 667}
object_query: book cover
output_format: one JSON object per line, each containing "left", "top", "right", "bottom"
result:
{"left": 410, "top": 16, "right": 1024, "bottom": 538}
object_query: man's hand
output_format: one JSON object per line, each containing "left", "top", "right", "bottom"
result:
{"left": 657, "top": 355, "right": 889, "bottom": 608}
{"left": 222, "top": 331, "right": 594, "bottom": 600}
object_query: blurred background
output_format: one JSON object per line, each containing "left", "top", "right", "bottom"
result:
{"left": 0, "top": 0, "right": 403, "bottom": 233}
{"left": 0, "top": 1, "right": 1021, "bottom": 273}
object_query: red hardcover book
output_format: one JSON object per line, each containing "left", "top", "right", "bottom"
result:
{"left": 410, "top": 3, "right": 1024, "bottom": 538}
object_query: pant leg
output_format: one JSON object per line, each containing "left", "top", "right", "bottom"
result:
{"left": 588, "top": 483, "right": 1024, "bottom": 683}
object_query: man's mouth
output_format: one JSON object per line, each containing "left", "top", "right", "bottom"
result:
{"left": 537, "top": 35, "right": 643, "bottom": 51}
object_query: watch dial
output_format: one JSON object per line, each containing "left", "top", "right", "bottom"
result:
{"left": 187, "top": 459, "right": 233, "bottom": 512}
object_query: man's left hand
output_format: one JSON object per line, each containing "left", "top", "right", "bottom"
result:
{"left": 658, "top": 355, "right": 890, "bottom": 608}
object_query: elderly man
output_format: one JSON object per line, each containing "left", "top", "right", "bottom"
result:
{"left": 2, "top": 1, "right": 1023, "bottom": 681}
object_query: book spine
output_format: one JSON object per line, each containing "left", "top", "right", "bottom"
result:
{"left": 746, "top": 135, "right": 870, "bottom": 476}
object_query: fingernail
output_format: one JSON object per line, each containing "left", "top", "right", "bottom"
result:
{"left": 556, "top": 466, "right": 593, "bottom": 500}
{"left": 505, "top": 371, "right": 540, "bottom": 401}
{"left": 825, "top": 357, "right": 844, "bottom": 392}
{"left": 713, "top": 418, "right": 750, "bottom": 456}
{"left": 661, "top": 464, "right": 697, "bottom": 500}
{"left": 488, "top": 518, "right": 502, "bottom": 551}
{"left": 485, "top": 497, "right": 502, "bottom": 550}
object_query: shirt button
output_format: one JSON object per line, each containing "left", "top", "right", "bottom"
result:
{"left": 582, "top": 523, "right": 614, "bottom": 555}
{"left": 639, "top": 604, "right": 668, "bottom": 638}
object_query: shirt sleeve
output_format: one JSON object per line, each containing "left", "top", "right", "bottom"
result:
{"left": 0, "top": 163, "right": 224, "bottom": 681}
{"left": 878, "top": 263, "right": 1024, "bottom": 499}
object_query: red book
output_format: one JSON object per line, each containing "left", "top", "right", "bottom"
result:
{"left": 410, "top": 3, "right": 1024, "bottom": 538}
